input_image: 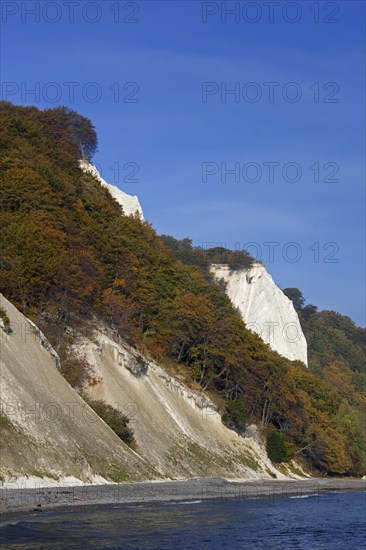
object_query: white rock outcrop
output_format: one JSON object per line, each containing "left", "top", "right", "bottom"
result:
{"left": 210, "top": 263, "right": 308, "bottom": 365}
{"left": 79, "top": 160, "right": 144, "bottom": 219}
{"left": 0, "top": 294, "right": 155, "bottom": 483}
{"left": 74, "top": 327, "right": 303, "bottom": 480}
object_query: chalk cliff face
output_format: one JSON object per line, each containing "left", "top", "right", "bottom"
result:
{"left": 0, "top": 294, "right": 155, "bottom": 485}
{"left": 210, "top": 263, "right": 308, "bottom": 365}
{"left": 79, "top": 160, "right": 144, "bottom": 219}
{"left": 73, "top": 326, "right": 305, "bottom": 480}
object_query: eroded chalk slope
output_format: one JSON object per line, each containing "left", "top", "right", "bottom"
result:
{"left": 0, "top": 294, "right": 156, "bottom": 484}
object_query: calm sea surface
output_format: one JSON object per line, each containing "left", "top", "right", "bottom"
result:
{"left": 0, "top": 491, "right": 365, "bottom": 549}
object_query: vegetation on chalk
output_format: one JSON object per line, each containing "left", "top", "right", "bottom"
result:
{"left": 160, "top": 236, "right": 254, "bottom": 276}
{"left": 108, "top": 468, "right": 128, "bottom": 483}
{"left": 222, "top": 399, "right": 248, "bottom": 434}
{"left": 266, "top": 431, "right": 295, "bottom": 464}
{"left": 0, "top": 102, "right": 365, "bottom": 476}
{"left": 60, "top": 353, "right": 92, "bottom": 390}
{"left": 84, "top": 397, "right": 135, "bottom": 447}
{"left": 0, "top": 307, "right": 10, "bottom": 328}
{"left": 31, "top": 469, "right": 60, "bottom": 480}
{"left": 237, "top": 455, "right": 259, "bottom": 471}
{"left": 0, "top": 411, "right": 14, "bottom": 431}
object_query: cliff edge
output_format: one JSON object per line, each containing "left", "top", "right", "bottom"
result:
{"left": 211, "top": 263, "right": 308, "bottom": 365}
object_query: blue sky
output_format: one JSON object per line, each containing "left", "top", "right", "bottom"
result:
{"left": 1, "top": 1, "right": 365, "bottom": 325}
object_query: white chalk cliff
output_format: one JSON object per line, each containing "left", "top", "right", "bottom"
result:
{"left": 210, "top": 263, "right": 308, "bottom": 365}
{"left": 79, "top": 160, "right": 144, "bottom": 219}
{"left": 0, "top": 294, "right": 155, "bottom": 484}
{"left": 73, "top": 325, "right": 305, "bottom": 480}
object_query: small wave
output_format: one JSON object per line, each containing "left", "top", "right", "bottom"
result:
{"left": 289, "top": 494, "right": 318, "bottom": 499}
{"left": 162, "top": 500, "right": 203, "bottom": 507}
{"left": 177, "top": 500, "right": 203, "bottom": 505}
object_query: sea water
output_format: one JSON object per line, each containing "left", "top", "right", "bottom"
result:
{"left": 1, "top": 491, "right": 365, "bottom": 549}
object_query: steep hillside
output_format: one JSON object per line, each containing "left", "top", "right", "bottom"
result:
{"left": 0, "top": 102, "right": 364, "bottom": 477}
{"left": 0, "top": 294, "right": 156, "bottom": 484}
{"left": 283, "top": 289, "right": 365, "bottom": 405}
{"left": 284, "top": 288, "right": 365, "bottom": 435}
{"left": 71, "top": 324, "right": 297, "bottom": 480}
{"left": 79, "top": 160, "right": 144, "bottom": 218}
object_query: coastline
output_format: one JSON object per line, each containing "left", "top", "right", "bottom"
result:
{"left": 1, "top": 477, "right": 364, "bottom": 519}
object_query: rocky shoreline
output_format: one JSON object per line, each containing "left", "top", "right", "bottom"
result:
{"left": 1, "top": 478, "right": 364, "bottom": 519}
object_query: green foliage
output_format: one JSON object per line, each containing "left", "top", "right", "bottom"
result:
{"left": 0, "top": 411, "right": 13, "bottom": 430}
{"left": 237, "top": 455, "right": 259, "bottom": 471}
{"left": 160, "top": 236, "right": 254, "bottom": 275}
{"left": 108, "top": 468, "right": 128, "bottom": 483}
{"left": 222, "top": 399, "right": 248, "bottom": 433}
{"left": 266, "top": 431, "right": 295, "bottom": 464}
{"left": 302, "top": 304, "right": 318, "bottom": 319}
{"left": 85, "top": 398, "right": 135, "bottom": 447}
{"left": 42, "top": 106, "right": 98, "bottom": 160}
{"left": 206, "top": 246, "right": 254, "bottom": 270}
{"left": 282, "top": 288, "right": 305, "bottom": 311}
{"left": 31, "top": 469, "right": 60, "bottom": 481}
